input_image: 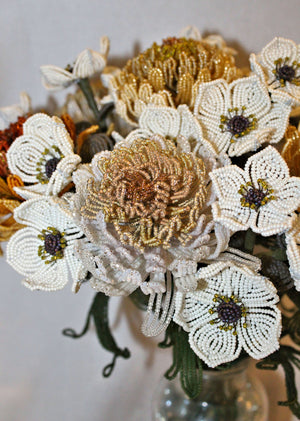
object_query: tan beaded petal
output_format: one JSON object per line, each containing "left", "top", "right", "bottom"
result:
{"left": 81, "top": 136, "right": 207, "bottom": 251}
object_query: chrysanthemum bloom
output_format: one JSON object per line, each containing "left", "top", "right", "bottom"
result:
{"left": 250, "top": 37, "right": 300, "bottom": 106}
{"left": 7, "top": 197, "right": 86, "bottom": 291}
{"left": 40, "top": 36, "right": 109, "bottom": 91}
{"left": 73, "top": 118, "right": 229, "bottom": 295}
{"left": 81, "top": 136, "right": 207, "bottom": 251}
{"left": 285, "top": 215, "right": 300, "bottom": 290}
{"left": 173, "top": 261, "right": 281, "bottom": 367}
{"left": 7, "top": 113, "right": 81, "bottom": 198}
{"left": 210, "top": 146, "right": 300, "bottom": 235}
{"left": 110, "top": 36, "right": 244, "bottom": 126}
{"left": 194, "top": 75, "right": 290, "bottom": 157}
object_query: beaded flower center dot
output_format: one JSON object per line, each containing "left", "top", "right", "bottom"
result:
{"left": 272, "top": 58, "right": 300, "bottom": 87}
{"left": 38, "top": 227, "right": 66, "bottom": 264}
{"left": 36, "top": 146, "right": 64, "bottom": 184}
{"left": 239, "top": 179, "right": 275, "bottom": 211}
{"left": 220, "top": 107, "right": 257, "bottom": 143}
{"left": 209, "top": 294, "right": 247, "bottom": 335}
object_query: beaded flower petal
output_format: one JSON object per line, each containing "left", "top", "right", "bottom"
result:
{"left": 117, "top": 104, "right": 218, "bottom": 159}
{"left": 6, "top": 113, "right": 81, "bottom": 198}
{"left": 174, "top": 261, "right": 281, "bottom": 367}
{"left": 210, "top": 146, "right": 300, "bottom": 236}
{"left": 0, "top": 92, "right": 31, "bottom": 131}
{"left": 194, "top": 75, "right": 290, "bottom": 157}
{"left": 286, "top": 215, "right": 300, "bottom": 290}
{"left": 6, "top": 197, "right": 86, "bottom": 291}
{"left": 40, "top": 36, "right": 109, "bottom": 91}
{"left": 250, "top": 37, "right": 300, "bottom": 106}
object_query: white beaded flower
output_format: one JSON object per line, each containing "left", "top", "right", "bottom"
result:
{"left": 6, "top": 197, "right": 86, "bottom": 292}
{"left": 210, "top": 146, "right": 300, "bottom": 236}
{"left": 194, "top": 75, "right": 290, "bottom": 156}
{"left": 0, "top": 92, "right": 31, "bottom": 130}
{"left": 250, "top": 37, "right": 300, "bottom": 106}
{"left": 6, "top": 113, "right": 81, "bottom": 198}
{"left": 40, "top": 36, "right": 109, "bottom": 91}
{"left": 116, "top": 104, "right": 217, "bottom": 160}
{"left": 286, "top": 215, "right": 300, "bottom": 290}
{"left": 174, "top": 261, "right": 281, "bottom": 368}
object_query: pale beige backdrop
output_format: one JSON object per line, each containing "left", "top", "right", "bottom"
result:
{"left": 0, "top": 0, "right": 299, "bottom": 420}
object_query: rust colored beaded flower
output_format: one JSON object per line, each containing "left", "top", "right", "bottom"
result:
{"left": 111, "top": 37, "right": 244, "bottom": 125}
{"left": 81, "top": 137, "right": 207, "bottom": 250}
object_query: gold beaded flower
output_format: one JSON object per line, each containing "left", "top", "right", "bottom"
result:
{"left": 282, "top": 124, "right": 300, "bottom": 178}
{"left": 81, "top": 137, "right": 207, "bottom": 251}
{"left": 110, "top": 36, "right": 244, "bottom": 126}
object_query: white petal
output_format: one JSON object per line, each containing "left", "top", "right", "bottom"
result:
{"left": 73, "top": 49, "right": 106, "bottom": 78}
{"left": 239, "top": 308, "right": 281, "bottom": 360}
{"left": 195, "top": 79, "right": 230, "bottom": 120}
{"left": 99, "top": 36, "right": 110, "bottom": 57}
{"left": 245, "top": 146, "right": 290, "bottom": 187}
{"left": 46, "top": 154, "right": 81, "bottom": 196}
{"left": 0, "top": 92, "right": 31, "bottom": 130}
{"left": 228, "top": 128, "right": 273, "bottom": 157}
{"left": 260, "top": 37, "right": 298, "bottom": 71}
{"left": 139, "top": 106, "right": 180, "bottom": 138}
{"left": 258, "top": 99, "right": 291, "bottom": 144}
{"left": 189, "top": 323, "right": 242, "bottom": 368}
{"left": 230, "top": 75, "right": 270, "bottom": 119}
{"left": 40, "top": 65, "right": 75, "bottom": 91}
{"left": 179, "top": 25, "right": 201, "bottom": 40}
{"left": 253, "top": 205, "right": 295, "bottom": 236}
{"left": 174, "top": 291, "right": 214, "bottom": 331}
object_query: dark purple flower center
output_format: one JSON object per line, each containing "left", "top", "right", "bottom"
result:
{"left": 244, "top": 187, "right": 268, "bottom": 208}
{"left": 217, "top": 300, "right": 242, "bottom": 324}
{"left": 45, "top": 157, "right": 60, "bottom": 179}
{"left": 277, "top": 65, "right": 296, "bottom": 83}
{"left": 227, "top": 115, "right": 250, "bottom": 136}
{"left": 44, "top": 233, "right": 63, "bottom": 255}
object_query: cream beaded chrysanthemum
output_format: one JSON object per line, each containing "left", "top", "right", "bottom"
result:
{"left": 6, "top": 197, "right": 86, "bottom": 292}
{"left": 7, "top": 113, "right": 81, "bottom": 198}
{"left": 250, "top": 37, "right": 300, "bottom": 106}
{"left": 194, "top": 75, "right": 290, "bottom": 157}
{"left": 40, "top": 36, "right": 109, "bottom": 91}
{"left": 286, "top": 215, "right": 300, "bottom": 290}
{"left": 173, "top": 261, "right": 281, "bottom": 368}
{"left": 210, "top": 146, "right": 300, "bottom": 236}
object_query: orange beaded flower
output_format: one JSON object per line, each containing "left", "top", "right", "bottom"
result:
{"left": 81, "top": 137, "right": 207, "bottom": 251}
{"left": 111, "top": 37, "right": 245, "bottom": 125}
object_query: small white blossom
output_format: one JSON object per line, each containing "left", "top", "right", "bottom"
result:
{"left": 210, "top": 146, "right": 300, "bottom": 236}
{"left": 6, "top": 197, "right": 86, "bottom": 292}
{"left": 194, "top": 75, "right": 290, "bottom": 157}
{"left": 0, "top": 92, "right": 31, "bottom": 130}
{"left": 250, "top": 37, "right": 300, "bottom": 106}
{"left": 174, "top": 261, "right": 281, "bottom": 368}
{"left": 40, "top": 36, "right": 109, "bottom": 91}
{"left": 7, "top": 113, "right": 81, "bottom": 198}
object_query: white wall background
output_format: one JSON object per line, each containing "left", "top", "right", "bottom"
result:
{"left": 0, "top": 1, "right": 299, "bottom": 420}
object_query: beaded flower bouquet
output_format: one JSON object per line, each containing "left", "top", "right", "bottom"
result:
{"left": 2, "top": 26, "right": 300, "bottom": 419}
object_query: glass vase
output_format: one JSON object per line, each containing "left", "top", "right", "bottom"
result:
{"left": 152, "top": 360, "right": 268, "bottom": 421}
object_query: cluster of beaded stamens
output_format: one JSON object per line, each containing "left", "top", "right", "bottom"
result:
{"left": 272, "top": 57, "right": 300, "bottom": 87}
{"left": 81, "top": 138, "right": 207, "bottom": 251}
{"left": 38, "top": 227, "right": 66, "bottom": 264}
{"left": 220, "top": 106, "right": 257, "bottom": 143}
{"left": 238, "top": 179, "right": 275, "bottom": 211}
{"left": 209, "top": 293, "right": 247, "bottom": 335}
{"left": 36, "top": 146, "right": 64, "bottom": 184}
